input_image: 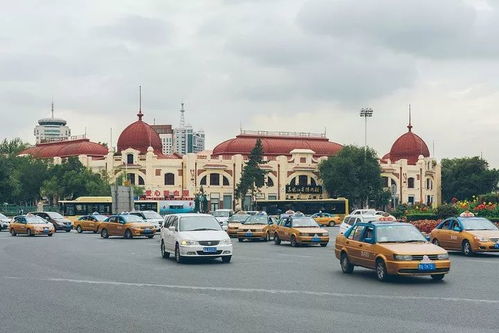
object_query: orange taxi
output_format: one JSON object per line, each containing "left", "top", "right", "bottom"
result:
{"left": 430, "top": 215, "right": 499, "bottom": 256}
{"left": 98, "top": 214, "right": 155, "bottom": 239}
{"left": 74, "top": 214, "right": 108, "bottom": 233}
{"left": 273, "top": 214, "right": 329, "bottom": 247}
{"left": 9, "top": 215, "right": 55, "bottom": 237}
{"left": 336, "top": 221, "right": 450, "bottom": 281}
{"left": 237, "top": 214, "right": 273, "bottom": 242}
{"left": 311, "top": 213, "right": 341, "bottom": 227}
{"left": 227, "top": 213, "right": 250, "bottom": 238}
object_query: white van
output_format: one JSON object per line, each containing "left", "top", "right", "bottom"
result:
{"left": 339, "top": 215, "right": 379, "bottom": 234}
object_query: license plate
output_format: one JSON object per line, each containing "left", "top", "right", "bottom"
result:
{"left": 43, "top": 229, "right": 49, "bottom": 233}
{"left": 418, "top": 263, "right": 436, "bottom": 271}
{"left": 203, "top": 247, "right": 217, "bottom": 253}
{"left": 311, "top": 237, "right": 321, "bottom": 242}
{"left": 143, "top": 229, "right": 152, "bottom": 233}
{"left": 245, "top": 232, "right": 253, "bottom": 237}
{"left": 494, "top": 244, "right": 499, "bottom": 249}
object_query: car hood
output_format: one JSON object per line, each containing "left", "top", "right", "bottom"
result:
{"left": 239, "top": 224, "right": 267, "bottom": 230}
{"left": 144, "top": 218, "right": 163, "bottom": 224}
{"left": 295, "top": 227, "right": 329, "bottom": 234}
{"left": 215, "top": 217, "right": 229, "bottom": 222}
{"left": 179, "top": 230, "right": 229, "bottom": 241}
{"left": 378, "top": 242, "right": 446, "bottom": 254}
{"left": 228, "top": 223, "right": 243, "bottom": 228}
{"left": 467, "top": 230, "right": 499, "bottom": 239}
{"left": 127, "top": 223, "right": 154, "bottom": 228}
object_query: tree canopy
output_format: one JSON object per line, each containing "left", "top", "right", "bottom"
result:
{"left": 235, "top": 139, "right": 268, "bottom": 207}
{"left": 441, "top": 157, "right": 499, "bottom": 202}
{"left": 318, "top": 145, "right": 389, "bottom": 209}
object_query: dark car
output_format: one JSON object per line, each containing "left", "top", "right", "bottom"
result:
{"left": 31, "top": 212, "right": 72, "bottom": 232}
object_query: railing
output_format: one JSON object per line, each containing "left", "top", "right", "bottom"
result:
{"left": 240, "top": 129, "right": 326, "bottom": 138}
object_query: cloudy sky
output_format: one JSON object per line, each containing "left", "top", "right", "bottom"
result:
{"left": 1, "top": 0, "right": 498, "bottom": 167}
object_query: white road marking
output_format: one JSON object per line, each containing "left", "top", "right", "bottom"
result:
{"left": 5, "top": 276, "right": 499, "bottom": 305}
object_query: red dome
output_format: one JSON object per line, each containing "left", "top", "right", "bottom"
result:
{"left": 117, "top": 111, "right": 162, "bottom": 154}
{"left": 212, "top": 132, "right": 343, "bottom": 157}
{"left": 18, "top": 139, "right": 108, "bottom": 158}
{"left": 384, "top": 124, "right": 430, "bottom": 165}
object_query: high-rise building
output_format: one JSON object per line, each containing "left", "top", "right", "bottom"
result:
{"left": 151, "top": 124, "right": 174, "bottom": 155}
{"left": 173, "top": 103, "right": 205, "bottom": 154}
{"left": 34, "top": 102, "right": 71, "bottom": 143}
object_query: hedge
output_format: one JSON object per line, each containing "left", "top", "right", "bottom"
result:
{"left": 406, "top": 214, "right": 438, "bottom": 222}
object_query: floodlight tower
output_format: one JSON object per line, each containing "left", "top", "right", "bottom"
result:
{"left": 360, "top": 107, "right": 373, "bottom": 152}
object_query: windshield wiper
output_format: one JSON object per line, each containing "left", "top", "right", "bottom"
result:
{"left": 190, "top": 228, "right": 218, "bottom": 231}
{"left": 398, "top": 240, "right": 425, "bottom": 243}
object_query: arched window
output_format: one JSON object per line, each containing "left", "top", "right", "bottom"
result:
{"left": 298, "top": 175, "right": 308, "bottom": 186}
{"left": 222, "top": 175, "right": 229, "bottom": 186}
{"left": 128, "top": 173, "right": 136, "bottom": 185}
{"left": 127, "top": 154, "right": 134, "bottom": 164}
{"left": 290, "top": 178, "right": 296, "bottom": 186}
{"left": 408, "top": 177, "right": 415, "bottom": 189}
{"left": 138, "top": 175, "right": 145, "bottom": 185}
{"left": 164, "top": 173, "right": 175, "bottom": 185}
{"left": 310, "top": 178, "right": 317, "bottom": 186}
{"left": 200, "top": 176, "right": 207, "bottom": 186}
{"left": 210, "top": 173, "right": 220, "bottom": 186}
{"left": 266, "top": 177, "right": 274, "bottom": 187}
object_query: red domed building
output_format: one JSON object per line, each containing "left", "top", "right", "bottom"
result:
{"left": 380, "top": 119, "right": 441, "bottom": 208}
{"left": 117, "top": 111, "right": 163, "bottom": 155}
{"left": 19, "top": 138, "right": 108, "bottom": 159}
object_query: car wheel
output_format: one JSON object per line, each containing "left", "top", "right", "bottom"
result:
{"left": 290, "top": 235, "right": 298, "bottom": 247}
{"left": 432, "top": 239, "right": 439, "bottom": 246}
{"left": 376, "top": 259, "right": 389, "bottom": 282}
{"left": 320, "top": 243, "right": 327, "bottom": 247}
{"left": 462, "top": 240, "right": 474, "bottom": 256}
{"left": 101, "top": 228, "right": 109, "bottom": 239}
{"left": 65, "top": 229, "right": 71, "bottom": 232}
{"left": 175, "top": 244, "right": 183, "bottom": 263}
{"left": 27, "top": 229, "right": 33, "bottom": 237}
{"left": 274, "top": 234, "right": 281, "bottom": 245}
{"left": 48, "top": 233, "right": 53, "bottom": 237}
{"left": 10, "top": 229, "right": 16, "bottom": 236}
{"left": 238, "top": 238, "right": 243, "bottom": 242}
{"left": 431, "top": 274, "right": 445, "bottom": 281}
{"left": 76, "top": 225, "right": 83, "bottom": 233}
{"left": 266, "top": 232, "right": 273, "bottom": 241}
{"left": 147, "top": 235, "right": 154, "bottom": 239}
{"left": 124, "top": 229, "right": 132, "bottom": 239}
{"left": 222, "top": 256, "right": 232, "bottom": 263}
{"left": 340, "top": 252, "right": 354, "bottom": 274}
{"left": 161, "top": 241, "right": 170, "bottom": 259}
{"left": 329, "top": 221, "right": 335, "bottom": 227}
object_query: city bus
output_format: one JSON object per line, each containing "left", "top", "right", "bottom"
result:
{"left": 255, "top": 198, "right": 349, "bottom": 218}
{"left": 59, "top": 197, "right": 194, "bottom": 216}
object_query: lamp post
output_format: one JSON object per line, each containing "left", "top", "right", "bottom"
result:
{"left": 360, "top": 107, "right": 373, "bottom": 152}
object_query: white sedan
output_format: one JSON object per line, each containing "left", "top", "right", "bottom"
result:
{"left": 160, "top": 214, "right": 233, "bottom": 263}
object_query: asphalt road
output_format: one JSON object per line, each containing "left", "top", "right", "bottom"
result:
{"left": 0, "top": 228, "right": 498, "bottom": 333}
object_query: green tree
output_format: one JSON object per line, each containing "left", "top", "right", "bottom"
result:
{"left": 0, "top": 138, "right": 29, "bottom": 156}
{"left": 318, "top": 145, "right": 388, "bottom": 209}
{"left": 441, "top": 157, "right": 499, "bottom": 202}
{"left": 235, "top": 139, "right": 268, "bottom": 209}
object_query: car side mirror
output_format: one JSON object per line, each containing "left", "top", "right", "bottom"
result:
{"left": 453, "top": 226, "right": 461, "bottom": 232}
{"left": 169, "top": 226, "right": 176, "bottom": 232}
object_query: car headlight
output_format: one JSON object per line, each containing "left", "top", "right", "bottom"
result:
{"left": 220, "top": 239, "right": 232, "bottom": 245}
{"left": 474, "top": 236, "right": 489, "bottom": 242}
{"left": 437, "top": 253, "right": 449, "bottom": 260}
{"left": 180, "top": 240, "right": 198, "bottom": 246}
{"left": 393, "top": 254, "right": 413, "bottom": 261}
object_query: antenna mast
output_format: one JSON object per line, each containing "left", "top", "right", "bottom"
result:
{"left": 180, "top": 102, "right": 185, "bottom": 127}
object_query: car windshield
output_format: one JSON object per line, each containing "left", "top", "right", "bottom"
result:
{"left": 460, "top": 218, "right": 498, "bottom": 231}
{"left": 212, "top": 211, "right": 231, "bottom": 217}
{"left": 46, "top": 212, "right": 64, "bottom": 219}
{"left": 293, "top": 217, "right": 319, "bottom": 228}
{"left": 122, "top": 215, "right": 144, "bottom": 223}
{"left": 142, "top": 211, "right": 162, "bottom": 219}
{"left": 0, "top": 213, "right": 7, "bottom": 219}
{"left": 243, "top": 215, "right": 268, "bottom": 225}
{"left": 93, "top": 215, "right": 108, "bottom": 222}
{"left": 26, "top": 216, "right": 48, "bottom": 224}
{"left": 179, "top": 216, "right": 222, "bottom": 231}
{"left": 376, "top": 225, "right": 427, "bottom": 243}
{"left": 228, "top": 215, "right": 249, "bottom": 223}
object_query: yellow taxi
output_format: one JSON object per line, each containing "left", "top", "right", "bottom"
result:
{"left": 9, "top": 214, "right": 55, "bottom": 237}
{"left": 227, "top": 213, "right": 250, "bottom": 238}
{"left": 97, "top": 214, "right": 155, "bottom": 239}
{"left": 273, "top": 214, "right": 329, "bottom": 247}
{"left": 336, "top": 221, "right": 450, "bottom": 281}
{"left": 73, "top": 214, "right": 108, "bottom": 233}
{"left": 430, "top": 215, "right": 499, "bottom": 256}
{"left": 311, "top": 213, "right": 341, "bottom": 227}
{"left": 237, "top": 213, "right": 273, "bottom": 242}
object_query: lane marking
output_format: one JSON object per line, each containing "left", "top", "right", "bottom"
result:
{"left": 4, "top": 276, "right": 499, "bottom": 305}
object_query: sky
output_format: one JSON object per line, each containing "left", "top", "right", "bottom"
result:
{"left": 1, "top": 0, "right": 498, "bottom": 167}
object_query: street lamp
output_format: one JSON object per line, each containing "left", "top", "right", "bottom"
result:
{"left": 360, "top": 107, "right": 373, "bottom": 151}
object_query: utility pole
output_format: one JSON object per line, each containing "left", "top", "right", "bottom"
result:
{"left": 360, "top": 107, "right": 373, "bottom": 208}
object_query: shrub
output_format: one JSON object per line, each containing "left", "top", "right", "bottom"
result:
{"left": 436, "top": 204, "right": 458, "bottom": 219}
{"left": 406, "top": 214, "right": 438, "bottom": 221}
{"left": 410, "top": 219, "right": 441, "bottom": 233}
{"left": 478, "top": 193, "right": 499, "bottom": 204}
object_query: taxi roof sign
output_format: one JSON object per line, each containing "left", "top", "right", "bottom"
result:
{"left": 459, "top": 211, "right": 475, "bottom": 217}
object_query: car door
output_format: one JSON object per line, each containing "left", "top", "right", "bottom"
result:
{"left": 107, "top": 216, "right": 120, "bottom": 236}
{"left": 344, "top": 225, "right": 365, "bottom": 265}
{"left": 15, "top": 217, "right": 27, "bottom": 233}
{"left": 357, "top": 226, "right": 376, "bottom": 268}
{"left": 166, "top": 216, "right": 178, "bottom": 251}
{"left": 448, "top": 219, "right": 462, "bottom": 250}
{"left": 161, "top": 216, "right": 172, "bottom": 247}
{"left": 280, "top": 218, "right": 292, "bottom": 241}
{"left": 435, "top": 219, "right": 452, "bottom": 248}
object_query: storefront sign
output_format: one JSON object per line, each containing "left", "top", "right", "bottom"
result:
{"left": 285, "top": 185, "right": 322, "bottom": 194}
